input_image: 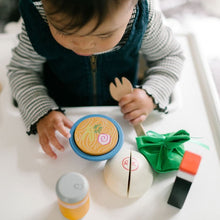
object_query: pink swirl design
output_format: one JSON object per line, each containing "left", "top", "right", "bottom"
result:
{"left": 98, "top": 134, "right": 111, "bottom": 145}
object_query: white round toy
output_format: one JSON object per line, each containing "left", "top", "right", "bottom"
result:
{"left": 104, "top": 149, "right": 153, "bottom": 198}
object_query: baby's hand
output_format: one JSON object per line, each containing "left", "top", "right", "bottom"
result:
{"left": 119, "top": 88, "right": 156, "bottom": 125}
{"left": 36, "top": 110, "right": 73, "bottom": 159}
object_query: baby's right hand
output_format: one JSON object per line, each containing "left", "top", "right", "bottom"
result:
{"left": 36, "top": 110, "right": 73, "bottom": 159}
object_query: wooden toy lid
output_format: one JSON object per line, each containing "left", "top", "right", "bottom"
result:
{"left": 74, "top": 116, "right": 119, "bottom": 155}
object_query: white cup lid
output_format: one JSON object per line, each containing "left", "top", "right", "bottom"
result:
{"left": 56, "top": 172, "right": 89, "bottom": 204}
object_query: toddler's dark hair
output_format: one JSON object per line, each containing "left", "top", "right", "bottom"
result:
{"left": 42, "top": 0, "right": 137, "bottom": 34}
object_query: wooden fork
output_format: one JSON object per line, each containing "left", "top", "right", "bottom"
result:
{"left": 109, "top": 77, "right": 146, "bottom": 137}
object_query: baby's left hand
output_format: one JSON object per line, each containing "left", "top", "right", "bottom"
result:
{"left": 119, "top": 88, "right": 156, "bottom": 125}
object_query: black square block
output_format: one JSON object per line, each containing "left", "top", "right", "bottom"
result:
{"left": 167, "top": 177, "right": 192, "bottom": 209}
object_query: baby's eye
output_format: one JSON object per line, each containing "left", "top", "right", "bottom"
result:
{"left": 98, "top": 34, "right": 113, "bottom": 39}
{"left": 56, "top": 30, "right": 72, "bottom": 36}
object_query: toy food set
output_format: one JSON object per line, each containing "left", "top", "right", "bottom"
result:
{"left": 69, "top": 114, "right": 123, "bottom": 161}
{"left": 56, "top": 172, "right": 90, "bottom": 220}
{"left": 108, "top": 77, "right": 204, "bottom": 204}
{"left": 59, "top": 77, "right": 208, "bottom": 216}
{"left": 104, "top": 149, "right": 153, "bottom": 198}
{"left": 136, "top": 129, "right": 206, "bottom": 207}
{"left": 167, "top": 151, "right": 202, "bottom": 208}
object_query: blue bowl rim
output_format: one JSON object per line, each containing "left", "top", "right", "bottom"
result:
{"left": 69, "top": 114, "right": 124, "bottom": 161}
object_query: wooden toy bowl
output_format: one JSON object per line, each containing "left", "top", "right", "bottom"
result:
{"left": 69, "top": 114, "right": 124, "bottom": 161}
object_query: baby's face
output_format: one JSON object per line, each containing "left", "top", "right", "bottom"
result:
{"left": 46, "top": 2, "right": 134, "bottom": 56}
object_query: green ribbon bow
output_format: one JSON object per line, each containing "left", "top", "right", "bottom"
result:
{"left": 136, "top": 130, "right": 190, "bottom": 173}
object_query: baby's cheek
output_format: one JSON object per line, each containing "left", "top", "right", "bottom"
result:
{"left": 50, "top": 32, "right": 71, "bottom": 50}
{"left": 99, "top": 37, "right": 121, "bottom": 51}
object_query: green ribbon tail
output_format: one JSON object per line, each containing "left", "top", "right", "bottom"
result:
{"left": 190, "top": 139, "right": 209, "bottom": 150}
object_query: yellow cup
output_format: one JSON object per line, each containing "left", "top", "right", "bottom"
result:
{"left": 56, "top": 172, "right": 90, "bottom": 220}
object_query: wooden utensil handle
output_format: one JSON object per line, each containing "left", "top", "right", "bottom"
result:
{"left": 133, "top": 123, "right": 146, "bottom": 137}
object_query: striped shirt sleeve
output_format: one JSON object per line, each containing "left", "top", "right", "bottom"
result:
{"left": 140, "top": 0, "right": 185, "bottom": 111}
{"left": 7, "top": 22, "right": 60, "bottom": 134}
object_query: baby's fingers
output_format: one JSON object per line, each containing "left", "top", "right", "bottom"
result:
{"left": 130, "top": 114, "right": 147, "bottom": 125}
{"left": 48, "top": 132, "right": 65, "bottom": 152}
{"left": 55, "top": 121, "right": 72, "bottom": 139}
{"left": 64, "top": 117, "right": 74, "bottom": 129}
{"left": 39, "top": 135, "right": 57, "bottom": 159}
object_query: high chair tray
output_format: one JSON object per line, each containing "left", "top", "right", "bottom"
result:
{"left": 0, "top": 33, "right": 220, "bottom": 219}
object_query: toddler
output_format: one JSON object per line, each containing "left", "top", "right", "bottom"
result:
{"left": 7, "top": 0, "right": 184, "bottom": 158}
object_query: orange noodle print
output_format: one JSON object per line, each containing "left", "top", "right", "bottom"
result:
{"left": 74, "top": 117, "right": 118, "bottom": 155}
